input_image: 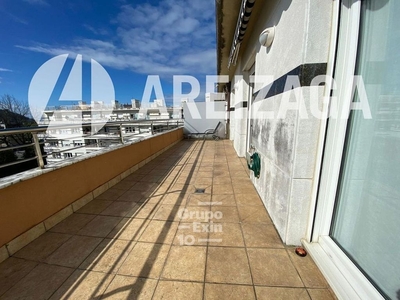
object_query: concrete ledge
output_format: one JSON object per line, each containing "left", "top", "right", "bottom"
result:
{"left": 72, "top": 193, "right": 94, "bottom": 212}
{"left": 0, "top": 246, "right": 9, "bottom": 263}
{"left": 6, "top": 223, "right": 46, "bottom": 256}
{"left": 0, "top": 128, "right": 183, "bottom": 256}
{"left": 44, "top": 206, "right": 74, "bottom": 231}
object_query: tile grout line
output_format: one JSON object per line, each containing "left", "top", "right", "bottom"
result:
{"left": 150, "top": 140, "right": 205, "bottom": 299}
{"left": 108, "top": 143, "right": 195, "bottom": 299}
{"left": 202, "top": 141, "right": 215, "bottom": 300}
{"left": 226, "top": 143, "right": 259, "bottom": 299}
{"left": 51, "top": 142, "right": 189, "bottom": 299}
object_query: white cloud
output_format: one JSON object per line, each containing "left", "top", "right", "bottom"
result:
{"left": 4, "top": 12, "right": 28, "bottom": 25}
{"left": 0, "top": 68, "right": 12, "bottom": 72}
{"left": 83, "top": 24, "right": 109, "bottom": 36}
{"left": 16, "top": 0, "right": 216, "bottom": 76}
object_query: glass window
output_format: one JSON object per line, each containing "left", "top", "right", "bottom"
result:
{"left": 331, "top": 1, "right": 400, "bottom": 298}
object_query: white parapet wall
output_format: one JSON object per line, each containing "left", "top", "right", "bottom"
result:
{"left": 183, "top": 102, "right": 227, "bottom": 138}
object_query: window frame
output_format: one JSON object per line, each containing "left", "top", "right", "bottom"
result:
{"left": 303, "top": 0, "right": 386, "bottom": 299}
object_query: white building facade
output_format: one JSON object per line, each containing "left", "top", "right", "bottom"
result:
{"left": 217, "top": 0, "right": 400, "bottom": 298}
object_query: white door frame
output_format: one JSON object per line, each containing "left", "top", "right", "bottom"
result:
{"left": 303, "top": 0, "right": 385, "bottom": 299}
{"left": 246, "top": 63, "right": 256, "bottom": 152}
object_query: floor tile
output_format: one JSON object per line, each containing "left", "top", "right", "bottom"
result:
{"left": 255, "top": 287, "right": 310, "bottom": 300}
{"left": 152, "top": 280, "right": 203, "bottom": 300}
{"left": 197, "top": 171, "right": 213, "bottom": 178}
{"left": 247, "top": 248, "right": 303, "bottom": 287}
{"left": 99, "top": 201, "right": 140, "bottom": 217}
{"left": 14, "top": 232, "right": 71, "bottom": 262}
{"left": 194, "top": 177, "right": 213, "bottom": 186}
{"left": 206, "top": 247, "right": 252, "bottom": 284}
{"left": 153, "top": 204, "right": 182, "bottom": 221}
{"left": 208, "top": 223, "right": 244, "bottom": 247}
{"left": 134, "top": 201, "right": 161, "bottom": 219}
{"left": 1, "top": 264, "right": 74, "bottom": 300}
{"left": 231, "top": 176, "right": 252, "bottom": 185}
{"left": 211, "top": 194, "right": 236, "bottom": 206}
{"left": 0, "top": 141, "right": 335, "bottom": 300}
{"left": 187, "top": 193, "right": 212, "bottom": 206}
{"left": 140, "top": 174, "right": 163, "bottom": 183}
{"left": 138, "top": 220, "right": 179, "bottom": 244}
{"left": 50, "top": 269, "right": 113, "bottom": 299}
{"left": 108, "top": 218, "right": 149, "bottom": 240}
{"left": 50, "top": 213, "right": 96, "bottom": 234}
{"left": 77, "top": 200, "right": 113, "bottom": 215}
{"left": 212, "top": 184, "right": 234, "bottom": 195}
{"left": 118, "top": 242, "right": 170, "bottom": 279}
{"left": 129, "top": 182, "right": 157, "bottom": 192}
{"left": 231, "top": 171, "right": 257, "bottom": 183}
{"left": 122, "top": 174, "right": 145, "bottom": 182}
{"left": 78, "top": 215, "right": 122, "bottom": 237}
{"left": 204, "top": 283, "right": 256, "bottom": 300}
{"left": 212, "top": 177, "right": 232, "bottom": 185}
{"left": 46, "top": 235, "right": 103, "bottom": 268}
{"left": 0, "top": 258, "right": 38, "bottom": 296}
{"left": 102, "top": 275, "right": 157, "bottom": 299}
{"left": 211, "top": 206, "right": 240, "bottom": 223}
{"left": 174, "top": 222, "right": 209, "bottom": 246}
{"left": 116, "top": 191, "right": 145, "bottom": 203}
{"left": 179, "top": 206, "right": 214, "bottom": 223}
{"left": 235, "top": 193, "right": 264, "bottom": 206}
{"left": 112, "top": 180, "right": 136, "bottom": 190}
{"left": 80, "top": 239, "right": 135, "bottom": 273}
{"left": 96, "top": 188, "right": 126, "bottom": 201}
{"left": 307, "top": 288, "right": 337, "bottom": 300}
{"left": 213, "top": 172, "right": 230, "bottom": 180}
{"left": 175, "top": 175, "right": 197, "bottom": 185}
{"left": 237, "top": 205, "right": 272, "bottom": 223}
{"left": 161, "top": 192, "right": 187, "bottom": 206}
{"left": 173, "top": 183, "right": 198, "bottom": 194}
{"left": 162, "top": 245, "right": 206, "bottom": 281}
{"left": 144, "top": 195, "right": 164, "bottom": 204}
{"left": 241, "top": 223, "right": 283, "bottom": 248}
{"left": 287, "top": 249, "right": 329, "bottom": 288}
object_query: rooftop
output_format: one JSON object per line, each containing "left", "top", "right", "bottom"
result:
{"left": 0, "top": 140, "right": 336, "bottom": 299}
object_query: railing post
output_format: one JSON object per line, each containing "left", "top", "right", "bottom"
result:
{"left": 119, "top": 124, "right": 124, "bottom": 144}
{"left": 32, "top": 133, "right": 45, "bottom": 169}
{"left": 151, "top": 122, "right": 154, "bottom": 135}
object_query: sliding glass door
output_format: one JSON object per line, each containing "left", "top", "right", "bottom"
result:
{"left": 329, "top": 0, "right": 400, "bottom": 298}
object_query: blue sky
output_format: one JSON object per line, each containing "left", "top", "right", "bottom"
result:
{"left": 0, "top": 0, "right": 216, "bottom": 107}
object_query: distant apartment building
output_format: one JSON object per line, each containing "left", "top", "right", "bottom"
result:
{"left": 205, "top": 92, "right": 225, "bottom": 102}
{"left": 131, "top": 99, "right": 140, "bottom": 109}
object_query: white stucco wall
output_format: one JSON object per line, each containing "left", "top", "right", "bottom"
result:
{"left": 229, "top": 0, "right": 333, "bottom": 245}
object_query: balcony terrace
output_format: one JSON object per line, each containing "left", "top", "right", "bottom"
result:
{"left": 0, "top": 137, "right": 336, "bottom": 299}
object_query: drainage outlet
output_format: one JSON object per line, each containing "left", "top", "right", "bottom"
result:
{"left": 194, "top": 188, "right": 206, "bottom": 194}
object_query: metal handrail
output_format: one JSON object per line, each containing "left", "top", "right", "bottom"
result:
{"left": 0, "top": 119, "right": 183, "bottom": 174}
{"left": 0, "top": 118, "right": 177, "bottom": 136}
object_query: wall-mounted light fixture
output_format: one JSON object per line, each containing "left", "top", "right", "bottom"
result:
{"left": 259, "top": 26, "right": 275, "bottom": 48}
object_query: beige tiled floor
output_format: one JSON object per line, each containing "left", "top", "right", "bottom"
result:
{"left": 0, "top": 140, "right": 337, "bottom": 299}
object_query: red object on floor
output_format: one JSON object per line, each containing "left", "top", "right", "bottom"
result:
{"left": 295, "top": 247, "right": 307, "bottom": 257}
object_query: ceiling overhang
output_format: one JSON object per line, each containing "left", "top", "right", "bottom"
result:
{"left": 216, "top": 0, "right": 263, "bottom": 92}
